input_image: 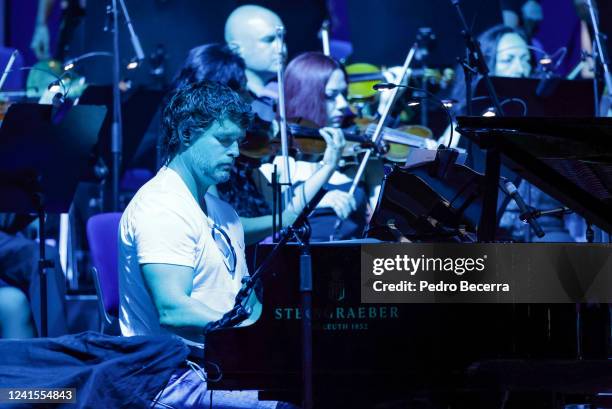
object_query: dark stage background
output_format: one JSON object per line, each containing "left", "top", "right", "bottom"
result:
{"left": 7, "top": 0, "right": 504, "bottom": 87}
{"left": 6, "top": 0, "right": 612, "bottom": 87}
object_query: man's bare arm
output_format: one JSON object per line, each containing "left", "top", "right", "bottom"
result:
{"left": 142, "top": 263, "right": 261, "bottom": 338}
{"left": 142, "top": 264, "right": 225, "bottom": 329}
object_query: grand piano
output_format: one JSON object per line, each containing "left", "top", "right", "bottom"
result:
{"left": 204, "top": 242, "right": 606, "bottom": 407}
{"left": 205, "top": 118, "right": 612, "bottom": 408}
{"left": 456, "top": 116, "right": 612, "bottom": 236}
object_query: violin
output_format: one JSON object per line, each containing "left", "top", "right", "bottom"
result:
{"left": 286, "top": 119, "right": 370, "bottom": 163}
{"left": 344, "top": 62, "right": 448, "bottom": 157}
{"left": 238, "top": 119, "right": 367, "bottom": 164}
{"left": 239, "top": 131, "right": 280, "bottom": 162}
{"left": 286, "top": 118, "right": 438, "bottom": 164}
{"left": 356, "top": 121, "right": 437, "bottom": 162}
{"left": 237, "top": 117, "right": 438, "bottom": 165}
{"left": 345, "top": 62, "right": 454, "bottom": 102}
{"left": 239, "top": 118, "right": 281, "bottom": 161}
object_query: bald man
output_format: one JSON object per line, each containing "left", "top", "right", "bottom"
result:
{"left": 225, "top": 4, "right": 285, "bottom": 99}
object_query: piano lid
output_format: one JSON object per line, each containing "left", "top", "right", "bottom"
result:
{"left": 457, "top": 116, "right": 612, "bottom": 233}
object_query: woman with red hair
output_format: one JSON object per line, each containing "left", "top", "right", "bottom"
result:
{"left": 261, "top": 52, "right": 383, "bottom": 241}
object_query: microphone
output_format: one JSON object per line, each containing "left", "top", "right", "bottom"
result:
{"left": 118, "top": 0, "right": 145, "bottom": 63}
{"left": 372, "top": 82, "right": 398, "bottom": 90}
{"left": 64, "top": 51, "right": 113, "bottom": 71}
{"left": 502, "top": 181, "right": 545, "bottom": 238}
{"left": 534, "top": 46, "right": 566, "bottom": 96}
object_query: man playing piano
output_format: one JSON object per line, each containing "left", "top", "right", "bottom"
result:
{"left": 118, "top": 81, "right": 290, "bottom": 408}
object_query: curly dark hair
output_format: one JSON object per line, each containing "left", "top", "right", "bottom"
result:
{"left": 160, "top": 81, "right": 252, "bottom": 164}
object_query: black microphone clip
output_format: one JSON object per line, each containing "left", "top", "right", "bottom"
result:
{"left": 502, "top": 181, "right": 545, "bottom": 238}
{"left": 372, "top": 82, "right": 397, "bottom": 91}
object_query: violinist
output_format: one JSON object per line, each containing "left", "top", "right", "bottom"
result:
{"left": 260, "top": 52, "right": 384, "bottom": 241}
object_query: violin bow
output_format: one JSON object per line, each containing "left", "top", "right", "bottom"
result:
{"left": 330, "top": 42, "right": 418, "bottom": 240}
{"left": 275, "top": 25, "right": 293, "bottom": 200}
{"left": 320, "top": 20, "right": 331, "bottom": 57}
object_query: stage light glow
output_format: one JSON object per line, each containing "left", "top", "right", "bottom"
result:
{"left": 539, "top": 56, "right": 553, "bottom": 65}
{"left": 126, "top": 59, "right": 140, "bottom": 70}
{"left": 482, "top": 108, "right": 496, "bottom": 117}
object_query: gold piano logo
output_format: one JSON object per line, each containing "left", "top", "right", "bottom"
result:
{"left": 273, "top": 306, "right": 400, "bottom": 332}
{"left": 271, "top": 266, "right": 400, "bottom": 331}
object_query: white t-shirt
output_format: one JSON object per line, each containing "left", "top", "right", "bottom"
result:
{"left": 118, "top": 167, "right": 248, "bottom": 346}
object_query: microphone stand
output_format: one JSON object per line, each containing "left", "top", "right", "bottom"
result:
{"left": 521, "top": 205, "right": 573, "bottom": 241}
{"left": 528, "top": 206, "right": 573, "bottom": 219}
{"left": 109, "top": 0, "right": 122, "bottom": 212}
{"left": 583, "top": 0, "right": 610, "bottom": 244}
{"left": 586, "top": 0, "right": 612, "bottom": 115}
{"left": 271, "top": 165, "right": 279, "bottom": 241}
{"left": 204, "top": 189, "right": 326, "bottom": 409}
{"left": 415, "top": 27, "right": 435, "bottom": 128}
{"left": 450, "top": 0, "right": 506, "bottom": 242}
{"left": 450, "top": 0, "right": 504, "bottom": 116}
{"left": 108, "top": 0, "right": 145, "bottom": 211}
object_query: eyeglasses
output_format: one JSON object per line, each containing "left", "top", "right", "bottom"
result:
{"left": 210, "top": 223, "right": 237, "bottom": 278}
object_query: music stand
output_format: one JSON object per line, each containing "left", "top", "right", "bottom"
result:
{"left": 0, "top": 103, "right": 106, "bottom": 337}
{"left": 367, "top": 161, "right": 483, "bottom": 242}
{"left": 78, "top": 86, "right": 165, "bottom": 180}
{"left": 473, "top": 77, "right": 598, "bottom": 118}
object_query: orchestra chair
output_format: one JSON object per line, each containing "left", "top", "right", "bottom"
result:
{"left": 86, "top": 212, "right": 122, "bottom": 334}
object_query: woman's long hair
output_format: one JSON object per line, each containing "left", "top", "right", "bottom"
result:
{"left": 173, "top": 43, "right": 247, "bottom": 92}
{"left": 284, "top": 52, "right": 346, "bottom": 127}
